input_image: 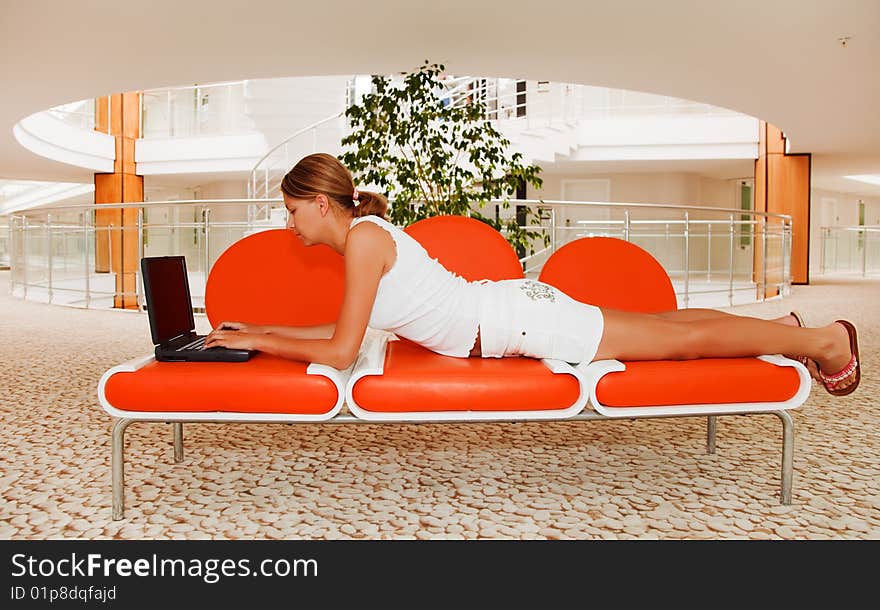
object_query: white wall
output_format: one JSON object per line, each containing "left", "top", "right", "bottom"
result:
{"left": 809, "top": 188, "right": 880, "bottom": 274}
{"left": 142, "top": 179, "right": 252, "bottom": 264}
{"left": 531, "top": 171, "right": 742, "bottom": 207}
{"left": 520, "top": 170, "right": 751, "bottom": 277}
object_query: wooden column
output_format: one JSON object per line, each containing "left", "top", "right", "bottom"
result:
{"left": 754, "top": 121, "right": 811, "bottom": 299}
{"left": 94, "top": 92, "right": 143, "bottom": 309}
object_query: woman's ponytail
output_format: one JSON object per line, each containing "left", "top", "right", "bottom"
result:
{"left": 352, "top": 190, "right": 389, "bottom": 220}
{"left": 281, "top": 153, "right": 389, "bottom": 220}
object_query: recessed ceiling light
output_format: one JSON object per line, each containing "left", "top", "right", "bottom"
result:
{"left": 845, "top": 175, "right": 880, "bottom": 186}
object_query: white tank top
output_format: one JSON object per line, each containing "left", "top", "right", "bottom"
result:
{"left": 350, "top": 215, "right": 483, "bottom": 357}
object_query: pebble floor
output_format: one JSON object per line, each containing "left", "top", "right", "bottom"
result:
{"left": 1, "top": 271, "right": 877, "bottom": 540}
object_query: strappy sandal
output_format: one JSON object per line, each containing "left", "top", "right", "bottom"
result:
{"left": 818, "top": 320, "right": 861, "bottom": 397}
{"left": 788, "top": 311, "right": 821, "bottom": 382}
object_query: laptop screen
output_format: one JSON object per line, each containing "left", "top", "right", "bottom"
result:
{"left": 141, "top": 256, "right": 195, "bottom": 345}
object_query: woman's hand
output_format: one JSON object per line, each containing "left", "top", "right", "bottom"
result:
{"left": 204, "top": 328, "right": 262, "bottom": 351}
{"left": 213, "top": 321, "right": 265, "bottom": 333}
{"left": 205, "top": 321, "right": 264, "bottom": 351}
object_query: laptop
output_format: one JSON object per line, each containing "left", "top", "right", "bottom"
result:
{"left": 141, "top": 256, "right": 255, "bottom": 362}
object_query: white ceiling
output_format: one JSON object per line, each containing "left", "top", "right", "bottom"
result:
{"left": 1, "top": 0, "right": 878, "bottom": 197}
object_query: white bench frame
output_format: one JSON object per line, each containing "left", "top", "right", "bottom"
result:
{"left": 98, "top": 333, "right": 811, "bottom": 519}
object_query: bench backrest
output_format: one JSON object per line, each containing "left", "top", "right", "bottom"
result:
{"left": 205, "top": 215, "right": 524, "bottom": 327}
{"left": 205, "top": 228, "right": 345, "bottom": 328}
{"left": 405, "top": 215, "right": 524, "bottom": 281}
{"left": 539, "top": 237, "right": 677, "bottom": 313}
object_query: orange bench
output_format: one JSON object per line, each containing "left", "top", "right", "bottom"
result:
{"left": 99, "top": 216, "right": 810, "bottom": 519}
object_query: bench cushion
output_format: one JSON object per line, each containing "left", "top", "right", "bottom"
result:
{"left": 595, "top": 357, "right": 802, "bottom": 407}
{"left": 350, "top": 340, "right": 580, "bottom": 412}
{"left": 348, "top": 216, "right": 570, "bottom": 415}
{"left": 103, "top": 354, "right": 339, "bottom": 414}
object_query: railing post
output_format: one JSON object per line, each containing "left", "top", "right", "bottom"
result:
{"left": 46, "top": 213, "right": 53, "bottom": 304}
{"left": 136, "top": 207, "right": 144, "bottom": 309}
{"left": 820, "top": 227, "right": 826, "bottom": 275}
{"left": 683, "top": 211, "right": 690, "bottom": 308}
{"left": 194, "top": 86, "right": 200, "bottom": 137}
{"left": 550, "top": 207, "right": 557, "bottom": 255}
{"left": 139, "top": 91, "right": 144, "bottom": 138}
{"left": 728, "top": 213, "right": 735, "bottom": 307}
{"left": 204, "top": 207, "right": 211, "bottom": 294}
{"left": 22, "top": 216, "right": 28, "bottom": 300}
{"left": 166, "top": 90, "right": 172, "bottom": 137}
{"left": 761, "top": 215, "right": 768, "bottom": 301}
{"left": 84, "top": 211, "right": 91, "bottom": 308}
{"left": 862, "top": 227, "right": 868, "bottom": 277}
{"left": 782, "top": 218, "right": 790, "bottom": 293}
{"left": 623, "top": 210, "right": 630, "bottom": 242}
{"left": 707, "top": 221, "right": 712, "bottom": 282}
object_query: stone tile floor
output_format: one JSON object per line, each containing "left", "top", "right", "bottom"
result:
{"left": 0, "top": 271, "right": 877, "bottom": 539}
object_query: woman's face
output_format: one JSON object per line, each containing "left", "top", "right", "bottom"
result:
{"left": 283, "top": 194, "right": 321, "bottom": 245}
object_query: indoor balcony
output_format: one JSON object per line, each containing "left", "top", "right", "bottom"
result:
{"left": 5, "top": 198, "right": 792, "bottom": 312}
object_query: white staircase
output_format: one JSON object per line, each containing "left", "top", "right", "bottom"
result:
{"left": 497, "top": 118, "right": 581, "bottom": 164}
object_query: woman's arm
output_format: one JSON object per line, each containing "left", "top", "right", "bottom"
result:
{"left": 210, "top": 322, "right": 336, "bottom": 339}
{"left": 205, "top": 223, "right": 387, "bottom": 369}
{"left": 261, "top": 323, "right": 336, "bottom": 340}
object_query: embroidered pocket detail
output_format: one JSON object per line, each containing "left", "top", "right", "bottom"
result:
{"left": 519, "top": 280, "right": 556, "bottom": 303}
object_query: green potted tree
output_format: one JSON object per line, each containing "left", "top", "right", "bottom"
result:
{"left": 340, "top": 61, "right": 548, "bottom": 257}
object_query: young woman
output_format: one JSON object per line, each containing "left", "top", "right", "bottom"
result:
{"left": 206, "top": 153, "right": 861, "bottom": 397}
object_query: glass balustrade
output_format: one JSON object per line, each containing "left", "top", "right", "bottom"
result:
{"left": 819, "top": 226, "right": 880, "bottom": 276}
{"left": 0, "top": 218, "right": 9, "bottom": 269}
{"left": 141, "top": 82, "right": 252, "bottom": 139}
{"left": 46, "top": 98, "right": 99, "bottom": 131}
{"left": 4, "top": 199, "right": 792, "bottom": 312}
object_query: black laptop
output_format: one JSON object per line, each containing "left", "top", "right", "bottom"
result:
{"left": 141, "top": 256, "right": 255, "bottom": 362}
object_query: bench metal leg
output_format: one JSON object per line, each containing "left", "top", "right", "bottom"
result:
{"left": 173, "top": 422, "right": 184, "bottom": 463}
{"left": 112, "top": 418, "right": 134, "bottom": 520}
{"left": 706, "top": 416, "right": 717, "bottom": 454}
{"left": 772, "top": 410, "right": 794, "bottom": 505}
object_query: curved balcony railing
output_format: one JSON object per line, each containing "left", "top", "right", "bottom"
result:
{"left": 249, "top": 77, "right": 746, "bottom": 201}
{"left": 141, "top": 81, "right": 253, "bottom": 139}
{"left": 442, "top": 78, "right": 741, "bottom": 128}
{"left": 248, "top": 112, "right": 346, "bottom": 200}
{"left": 45, "top": 98, "right": 105, "bottom": 132}
{"left": 0, "top": 218, "right": 9, "bottom": 269}
{"left": 819, "top": 226, "right": 880, "bottom": 276}
{"left": 4, "top": 199, "right": 790, "bottom": 312}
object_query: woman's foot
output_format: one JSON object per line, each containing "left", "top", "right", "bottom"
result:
{"left": 814, "top": 321, "right": 860, "bottom": 395}
{"left": 778, "top": 312, "right": 822, "bottom": 381}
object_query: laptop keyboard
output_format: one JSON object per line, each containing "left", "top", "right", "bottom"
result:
{"left": 176, "top": 336, "right": 207, "bottom": 351}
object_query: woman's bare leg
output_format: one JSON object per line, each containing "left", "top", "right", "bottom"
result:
{"left": 642, "top": 309, "right": 817, "bottom": 378}
{"left": 640, "top": 307, "right": 795, "bottom": 325}
{"left": 592, "top": 309, "right": 857, "bottom": 392}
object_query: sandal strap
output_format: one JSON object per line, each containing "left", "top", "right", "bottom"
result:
{"left": 819, "top": 354, "right": 858, "bottom": 385}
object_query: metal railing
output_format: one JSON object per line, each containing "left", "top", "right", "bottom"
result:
{"left": 141, "top": 81, "right": 253, "bottom": 139}
{"left": 441, "top": 78, "right": 741, "bottom": 128}
{"left": 247, "top": 111, "right": 347, "bottom": 200}
{"left": 819, "top": 226, "right": 880, "bottom": 276}
{"left": 45, "top": 98, "right": 109, "bottom": 133}
{"left": 4, "top": 198, "right": 791, "bottom": 311}
{"left": 0, "top": 218, "right": 9, "bottom": 268}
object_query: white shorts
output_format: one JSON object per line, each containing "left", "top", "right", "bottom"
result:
{"left": 476, "top": 279, "right": 605, "bottom": 364}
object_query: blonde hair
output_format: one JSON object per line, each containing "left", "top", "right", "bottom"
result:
{"left": 280, "top": 153, "right": 388, "bottom": 219}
